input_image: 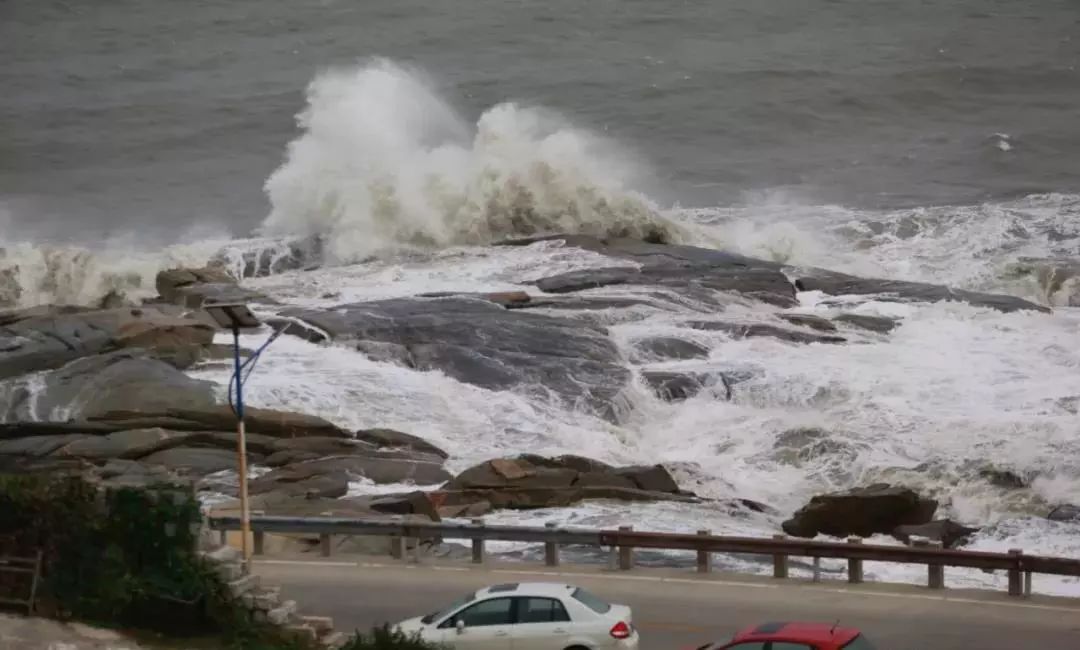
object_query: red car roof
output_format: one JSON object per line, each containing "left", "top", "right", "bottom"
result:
{"left": 731, "top": 621, "right": 862, "bottom": 646}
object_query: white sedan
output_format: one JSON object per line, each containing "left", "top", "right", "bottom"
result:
{"left": 395, "top": 582, "right": 639, "bottom": 650}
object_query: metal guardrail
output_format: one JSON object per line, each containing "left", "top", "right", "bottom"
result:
{"left": 207, "top": 515, "right": 1080, "bottom": 598}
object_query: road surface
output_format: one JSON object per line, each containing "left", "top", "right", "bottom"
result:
{"left": 253, "top": 557, "right": 1080, "bottom": 649}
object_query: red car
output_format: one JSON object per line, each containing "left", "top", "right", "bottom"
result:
{"left": 696, "top": 621, "right": 879, "bottom": 650}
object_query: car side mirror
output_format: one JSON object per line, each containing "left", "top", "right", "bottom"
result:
{"left": 456, "top": 619, "right": 465, "bottom": 634}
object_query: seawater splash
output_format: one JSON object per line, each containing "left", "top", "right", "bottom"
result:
{"left": 259, "top": 58, "right": 688, "bottom": 263}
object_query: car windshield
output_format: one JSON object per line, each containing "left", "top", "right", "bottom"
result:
{"left": 420, "top": 591, "right": 476, "bottom": 624}
{"left": 571, "top": 587, "right": 611, "bottom": 614}
{"left": 842, "top": 634, "right": 879, "bottom": 650}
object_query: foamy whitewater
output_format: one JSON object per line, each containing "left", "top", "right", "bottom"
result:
{"left": 3, "top": 60, "right": 1078, "bottom": 595}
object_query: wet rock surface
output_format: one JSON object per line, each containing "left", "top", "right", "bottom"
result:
{"left": 794, "top": 271, "right": 1049, "bottom": 313}
{"left": 892, "top": 519, "right": 979, "bottom": 548}
{"left": 782, "top": 484, "right": 938, "bottom": 538}
{"left": 278, "top": 296, "right": 632, "bottom": 419}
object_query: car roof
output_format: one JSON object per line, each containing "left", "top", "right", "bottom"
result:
{"left": 732, "top": 621, "right": 861, "bottom": 644}
{"left": 474, "top": 582, "right": 577, "bottom": 598}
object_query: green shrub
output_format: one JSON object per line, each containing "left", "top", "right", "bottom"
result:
{"left": 0, "top": 473, "right": 318, "bottom": 649}
{"left": 340, "top": 623, "right": 447, "bottom": 650}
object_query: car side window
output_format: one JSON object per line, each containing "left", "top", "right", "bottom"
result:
{"left": 440, "top": 598, "right": 514, "bottom": 628}
{"left": 771, "top": 644, "right": 815, "bottom": 650}
{"left": 517, "top": 597, "right": 571, "bottom": 623}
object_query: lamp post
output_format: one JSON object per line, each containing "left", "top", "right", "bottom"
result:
{"left": 203, "top": 302, "right": 262, "bottom": 574}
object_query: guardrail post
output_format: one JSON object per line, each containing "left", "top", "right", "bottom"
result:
{"left": 1024, "top": 569, "right": 1032, "bottom": 596}
{"left": 772, "top": 534, "right": 789, "bottom": 579}
{"left": 846, "top": 537, "right": 863, "bottom": 584}
{"left": 253, "top": 530, "right": 265, "bottom": 556}
{"left": 697, "top": 530, "right": 711, "bottom": 573}
{"left": 927, "top": 540, "right": 945, "bottom": 589}
{"left": 812, "top": 556, "right": 821, "bottom": 582}
{"left": 320, "top": 533, "right": 332, "bottom": 557}
{"left": 544, "top": 522, "right": 559, "bottom": 567}
{"left": 390, "top": 535, "right": 405, "bottom": 559}
{"left": 618, "top": 525, "right": 634, "bottom": 570}
{"left": 1007, "top": 549, "right": 1023, "bottom": 597}
{"left": 471, "top": 519, "right": 485, "bottom": 564}
{"left": 218, "top": 529, "right": 227, "bottom": 547}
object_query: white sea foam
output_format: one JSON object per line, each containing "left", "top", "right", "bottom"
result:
{"left": 259, "top": 58, "right": 687, "bottom": 263}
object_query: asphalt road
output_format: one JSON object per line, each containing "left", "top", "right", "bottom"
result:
{"left": 253, "top": 557, "right": 1080, "bottom": 650}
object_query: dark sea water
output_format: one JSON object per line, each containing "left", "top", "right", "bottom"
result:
{"left": 3, "top": 0, "right": 1079, "bottom": 244}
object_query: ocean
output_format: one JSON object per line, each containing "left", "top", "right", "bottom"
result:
{"left": 2, "top": 0, "right": 1079, "bottom": 593}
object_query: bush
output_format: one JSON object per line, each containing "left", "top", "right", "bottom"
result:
{"left": 340, "top": 623, "right": 447, "bottom": 650}
{"left": 0, "top": 473, "right": 318, "bottom": 649}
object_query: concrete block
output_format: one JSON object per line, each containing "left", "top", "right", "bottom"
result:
{"left": 301, "top": 615, "right": 334, "bottom": 634}
{"left": 268, "top": 600, "right": 298, "bottom": 626}
{"left": 227, "top": 574, "right": 260, "bottom": 596}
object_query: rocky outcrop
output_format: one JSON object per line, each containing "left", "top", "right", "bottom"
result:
{"left": 781, "top": 484, "right": 938, "bottom": 538}
{"left": 777, "top": 314, "right": 837, "bottom": 332}
{"left": 431, "top": 455, "right": 693, "bottom": 514}
{"left": 154, "top": 266, "right": 268, "bottom": 308}
{"left": 1004, "top": 257, "right": 1080, "bottom": 307}
{"left": 276, "top": 296, "right": 631, "bottom": 419}
{"left": 0, "top": 305, "right": 215, "bottom": 380}
{"left": 892, "top": 519, "right": 979, "bottom": 548}
{"left": 8, "top": 352, "right": 219, "bottom": 421}
{"left": 794, "top": 271, "right": 1048, "bottom": 313}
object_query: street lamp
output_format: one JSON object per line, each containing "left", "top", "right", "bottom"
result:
{"left": 203, "top": 302, "right": 262, "bottom": 573}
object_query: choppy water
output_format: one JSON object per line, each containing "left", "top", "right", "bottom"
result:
{"left": 2, "top": 0, "right": 1079, "bottom": 594}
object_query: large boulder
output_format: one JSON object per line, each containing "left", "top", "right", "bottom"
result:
{"left": 436, "top": 455, "right": 692, "bottom": 512}
{"left": 87, "top": 405, "right": 353, "bottom": 439}
{"left": 1, "top": 351, "right": 218, "bottom": 421}
{"left": 781, "top": 484, "right": 938, "bottom": 538}
{"left": 0, "top": 306, "right": 215, "bottom": 380}
{"left": 832, "top": 313, "right": 898, "bottom": 334}
{"left": 154, "top": 266, "right": 268, "bottom": 308}
{"left": 210, "top": 235, "right": 325, "bottom": 279}
{"left": 276, "top": 297, "right": 631, "bottom": 420}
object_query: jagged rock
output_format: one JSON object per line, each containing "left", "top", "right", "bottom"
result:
{"left": 833, "top": 313, "right": 898, "bottom": 333}
{"left": 0, "top": 433, "right": 92, "bottom": 457}
{"left": 353, "top": 428, "right": 448, "bottom": 460}
{"left": 794, "top": 272, "right": 1049, "bottom": 313}
{"left": 893, "top": 519, "right": 979, "bottom": 548}
{"left": 278, "top": 296, "right": 631, "bottom": 420}
{"left": 1048, "top": 504, "right": 1080, "bottom": 522}
{"left": 0, "top": 305, "right": 215, "bottom": 380}
{"left": 641, "top": 370, "right": 733, "bottom": 402}
{"left": 686, "top": 320, "right": 847, "bottom": 345}
{"left": 781, "top": 484, "right": 938, "bottom": 538}
{"left": 438, "top": 455, "right": 691, "bottom": 511}
{"left": 418, "top": 291, "right": 533, "bottom": 308}
{"left": 628, "top": 337, "right": 710, "bottom": 363}
{"left": 778, "top": 313, "right": 837, "bottom": 332}
{"left": 155, "top": 265, "right": 269, "bottom": 308}
{"left": 4, "top": 351, "right": 219, "bottom": 421}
